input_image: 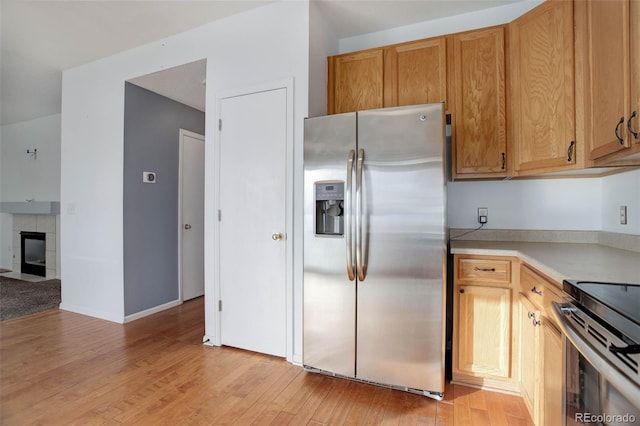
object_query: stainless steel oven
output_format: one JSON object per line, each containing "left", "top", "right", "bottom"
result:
{"left": 552, "top": 280, "right": 639, "bottom": 425}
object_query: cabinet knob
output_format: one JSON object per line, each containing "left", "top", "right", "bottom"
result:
{"left": 459, "top": 288, "right": 465, "bottom": 294}
{"left": 531, "top": 286, "right": 543, "bottom": 296}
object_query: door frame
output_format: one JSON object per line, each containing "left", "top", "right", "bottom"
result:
{"left": 178, "top": 128, "right": 205, "bottom": 302}
{"left": 204, "top": 78, "right": 294, "bottom": 363}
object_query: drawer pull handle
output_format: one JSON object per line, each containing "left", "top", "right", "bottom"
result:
{"left": 615, "top": 116, "right": 625, "bottom": 144}
{"left": 473, "top": 267, "right": 496, "bottom": 272}
{"left": 628, "top": 111, "right": 639, "bottom": 139}
{"left": 567, "top": 140, "right": 575, "bottom": 162}
{"left": 531, "top": 286, "right": 543, "bottom": 296}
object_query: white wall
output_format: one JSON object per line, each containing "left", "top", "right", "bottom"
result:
{"left": 448, "top": 178, "right": 602, "bottom": 231}
{"left": 338, "top": 0, "right": 543, "bottom": 53}
{"left": 601, "top": 169, "right": 640, "bottom": 235}
{"left": 448, "top": 169, "right": 640, "bottom": 235}
{"left": 0, "top": 114, "right": 61, "bottom": 270}
{"left": 308, "top": 1, "right": 340, "bottom": 118}
{"left": 1, "top": 114, "right": 61, "bottom": 201}
{"left": 61, "top": 0, "right": 310, "bottom": 355}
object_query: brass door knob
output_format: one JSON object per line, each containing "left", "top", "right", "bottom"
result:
{"left": 184, "top": 224, "right": 192, "bottom": 230}
{"left": 272, "top": 232, "right": 284, "bottom": 241}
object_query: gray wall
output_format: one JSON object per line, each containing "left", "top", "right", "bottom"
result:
{"left": 123, "top": 83, "right": 205, "bottom": 316}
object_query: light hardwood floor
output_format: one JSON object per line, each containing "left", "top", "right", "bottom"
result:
{"left": 0, "top": 298, "right": 533, "bottom": 425}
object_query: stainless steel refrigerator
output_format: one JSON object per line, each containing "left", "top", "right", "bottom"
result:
{"left": 303, "top": 103, "right": 447, "bottom": 399}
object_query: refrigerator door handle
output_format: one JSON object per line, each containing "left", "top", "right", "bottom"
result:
{"left": 356, "top": 148, "right": 365, "bottom": 281}
{"left": 346, "top": 150, "right": 356, "bottom": 281}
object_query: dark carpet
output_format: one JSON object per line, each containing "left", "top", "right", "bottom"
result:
{"left": 0, "top": 276, "right": 61, "bottom": 321}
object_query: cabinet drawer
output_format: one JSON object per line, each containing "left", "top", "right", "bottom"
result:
{"left": 520, "top": 265, "right": 545, "bottom": 308}
{"left": 543, "top": 282, "right": 564, "bottom": 315}
{"left": 458, "top": 258, "right": 511, "bottom": 283}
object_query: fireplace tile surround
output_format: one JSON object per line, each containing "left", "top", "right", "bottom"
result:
{"left": 12, "top": 214, "right": 57, "bottom": 279}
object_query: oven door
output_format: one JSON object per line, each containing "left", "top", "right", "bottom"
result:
{"left": 566, "top": 341, "right": 639, "bottom": 425}
{"left": 552, "top": 302, "right": 640, "bottom": 425}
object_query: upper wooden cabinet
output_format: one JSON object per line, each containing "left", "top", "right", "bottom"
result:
{"left": 327, "top": 0, "right": 637, "bottom": 178}
{"left": 328, "top": 49, "right": 384, "bottom": 114}
{"left": 327, "top": 28, "right": 507, "bottom": 180}
{"left": 510, "top": 0, "right": 578, "bottom": 175}
{"left": 384, "top": 37, "right": 447, "bottom": 107}
{"left": 576, "top": 0, "right": 640, "bottom": 164}
{"left": 328, "top": 37, "right": 446, "bottom": 115}
{"left": 450, "top": 26, "right": 507, "bottom": 178}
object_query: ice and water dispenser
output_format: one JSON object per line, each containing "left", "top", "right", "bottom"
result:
{"left": 314, "top": 181, "right": 344, "bottom": 236}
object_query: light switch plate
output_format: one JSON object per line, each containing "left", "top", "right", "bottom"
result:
{"left": 143, "top": 171, "right": 156, "bottom": 184}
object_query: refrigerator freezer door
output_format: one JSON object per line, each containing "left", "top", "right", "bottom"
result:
{"left": 355, "top": 103, "right": 446, "bottom": 393}
{"left": 303, "top": 113, "right": 357, "bottom": 377}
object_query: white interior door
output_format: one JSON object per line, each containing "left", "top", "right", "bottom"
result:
{"left": 219, "top": 88, "right": 287, "bottom": 357}
{"left": 180, "top": 130, "right": 205, "bottom": 301}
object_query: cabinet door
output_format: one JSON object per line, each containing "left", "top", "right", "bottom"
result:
{"left": 455, "top": 285, "right": 511, "bottom": 378}
{"left": 630, "top": 0, "right": 640, "bottom": 146}
{"left": 518, "top": 294, "right": 540, "bottom": 425}
{"left": 541, "top": 319, "right": 563, "bottom": 426}
{"left": 451, "top": 26, "right": 507, "bottom": 178}
{"left": 384, "top": 37, "right": 447, "bottom": 107}
{"left": 510, "top": 0, "right": 576, "bottom": 173}
{"left": 585, "top": 0, "right": 633, "bottom": 159}
{"left": 328, "top": 49, "right": 384, "bottom": 114}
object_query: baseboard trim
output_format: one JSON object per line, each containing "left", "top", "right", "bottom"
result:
{"left": 123, "top": 299, "right": 182, "bottom": 323}
{"left": 59, "top": 303, "right": 124, "bottom": 324}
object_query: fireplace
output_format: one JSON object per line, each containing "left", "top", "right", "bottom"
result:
{"left": 21, "top": 231, "right": 46, "bottom": 277}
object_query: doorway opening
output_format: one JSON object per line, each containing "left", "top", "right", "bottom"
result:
{"left": 123, "top": 59, "right": 206, "bottom": 321}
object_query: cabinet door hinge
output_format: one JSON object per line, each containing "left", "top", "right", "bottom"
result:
{"left": 218, "top": 209, "right": 222, "bottom": 221}
{"left": 218, "top": 119, "right": 222, "bottom": 131}
{"left": 218, "top": 300, "right": 222, "bottom": 311}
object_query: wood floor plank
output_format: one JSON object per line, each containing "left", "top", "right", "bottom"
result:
{"left": 308, "top": 375, "right": 351, "bottom": 424}
{"left": 435, "top": 400, "right": 454, "bottom": 426}
{"left": 361, "top": 385, "right": 393, "bottom": 424}
{"left": 0, "top": 298, "right": 534, "bottom": 426}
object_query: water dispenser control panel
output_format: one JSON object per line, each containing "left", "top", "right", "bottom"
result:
{"left": 315, "top": 181, "right": 344, "bottom": 236}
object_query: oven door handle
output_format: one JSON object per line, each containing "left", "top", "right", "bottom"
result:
{"left": 551, "top": 302, "right": 640, "bottom": 408}
{"left": 610, "top": 344, "right": 640, "bottom": 355}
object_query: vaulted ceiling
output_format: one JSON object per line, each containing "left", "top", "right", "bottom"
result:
{"left": 0, "top": 0, "right": 525, "bottom": 126}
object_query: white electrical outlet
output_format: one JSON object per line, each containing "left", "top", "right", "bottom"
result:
{"left": 478, "top": 207, "right": 488, "bottom": 224}
{"left": 620, "top": 205, "right": 627, "bottom": 225}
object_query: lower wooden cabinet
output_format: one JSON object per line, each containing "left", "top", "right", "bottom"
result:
{"left": 453, "top": 255, "right": 565, "bottom": 426}
{"left": 517, "top": 265, "right": 565, "bottom": 426}
{"left": 518, "top": 293, "right": 541, "bottom": 425}
{"left": 541, "top": 319, "right": 563, "bottom": 426}
{"left": 456, "top": 285, "right": 512, "bottom": 378}
{"left": 453, "top": 255, "right": 518, "bottom": 392}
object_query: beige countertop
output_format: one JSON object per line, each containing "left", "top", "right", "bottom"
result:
{"left": 450, "top": 240, "right": 640, "bottom": 286}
